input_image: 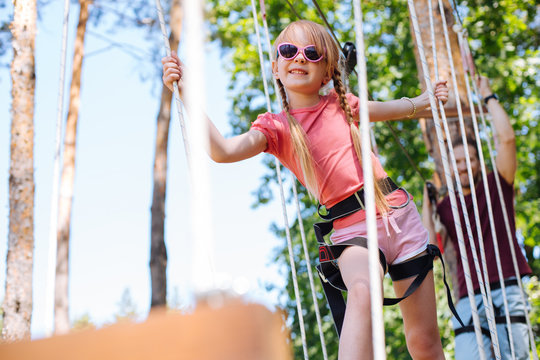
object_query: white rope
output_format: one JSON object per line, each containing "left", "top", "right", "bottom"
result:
{"left": 456, "top": 29, "right": 516, "bottom": 359}
{"left": 45, "top": 0, "right": 71, "bottom": 337}
{"left": 433, "top": 2, "right": 505, "bottom": 357}
{"left": 429, "top": 4, "right": 502, "bottom": 356}
{"left": 352, "top": 1, "right": 385, "bottom": 358}
{"left": 153, "top": 0, "right": 191, "bottom": 170}
{"left": 473, "top": 88, "right": 539, "bottom": 360}
{"left": 415, "top": 0, "right": 486, "bottom": 358}
{"left": 449, "top": 8, "right": 537, "bottom": 357}
{"left": 253, "top": 2, "right": 309, "bottom": 358}
{"left": 183, "top": 0, "right": 216, "bottom": 292}
{"left": 250, "top": 2, "right": 328, "bottom": 355}
{"left": 291, "top": 179, "right": 329, "bottom": 360}
{"left": 465, "top": 37, "right": 538, "bottom": 360}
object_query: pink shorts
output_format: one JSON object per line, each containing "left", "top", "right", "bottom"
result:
{"left": 330, "top": 199, "right": 429, "bottom": 265}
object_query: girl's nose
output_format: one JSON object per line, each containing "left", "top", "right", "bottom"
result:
{"left": 294, "top": 53, "right": 306, "bottom": 63}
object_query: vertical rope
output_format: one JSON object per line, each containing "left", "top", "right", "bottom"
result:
{"left": 154, "top": 0, "right": 191, "bottom": 170}
{"left": 45, "top": 0, "right": 71, "bottom": 337}
{"left": 436, "top": 2, "right": 507, "bottom": 357}
{"left": 291, "top": 179, "right": 329, "bottom": 360}
{"left": 415, "top": 0, "right": 486, "bottom": 357}
{"left": 451, "top": 9, "right": 538, "bottom": 358}
{"left": 183, "top": 0, "right": 216, "bottom": 292}
{"left": 255, "top": 1, "right": 310, "bottom": 358}
{"left": 472, "top": 81, "right": 538, "bottom": 360}
{"left": 428, "top": 3, "right": 503, "bottom": 356}
{"left": 456, "top": 29, "right": 516, "bottom": 359}
{"left": 352, "top": 1, "right": 386, "bottom": 358}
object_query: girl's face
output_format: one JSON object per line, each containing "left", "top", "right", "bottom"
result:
{"left": 272, "top": 27, "right": 331, "bottom": 98}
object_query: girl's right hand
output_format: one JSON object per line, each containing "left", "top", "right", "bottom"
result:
{"left": 161, "top": 51, "right": 183, "bottom": 93}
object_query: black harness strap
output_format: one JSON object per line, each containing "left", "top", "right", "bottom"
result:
{"left": 458, "top": 278, "right": 520, "bottom": 300}
{"left": 315, "top": 221, "right": 387, "bottom": 337}
{"left": 454, "top": 325, "right": 492, "bottom": 338}
{"left": 318, "top": 178, "right": 399, "bottom": 221}
{"left": 314, "top": 177, "right": 464, "bottom": 336}
{"left": 454, "top": 279, "right": 527, "bottom": 338}
{"left": 454, "top": 316, "right": 528, "bottom": 337}
{"left": 386, "top": 245, "right": 464, "bottom": 327}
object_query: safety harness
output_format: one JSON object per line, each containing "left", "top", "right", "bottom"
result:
{"left": 454, "top": 278, "right": 528, "bottom": 338}
{"left": 314, "top": 177, "right": 464, "bottom": 337}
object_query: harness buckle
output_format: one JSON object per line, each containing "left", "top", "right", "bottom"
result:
{"left": 353, "top": 192, "right": 365, "bottom": 210}
{"left": 317, "top": 268, "right": 329, "bottom": 283}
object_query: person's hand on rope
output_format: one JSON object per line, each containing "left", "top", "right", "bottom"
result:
{"left": 416, "top": 80, "right": 449, "bottom": 108}
{"left": 432, "top": 80, "right": 449, "bottom": 105}
{"left": 161, "top": 51, "right": 184, "bottom": 94}
{"left": 367, "top": 80, "right": 449, "bottom": 121}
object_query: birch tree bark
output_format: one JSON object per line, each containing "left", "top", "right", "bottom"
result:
{"left": 150, "top": 0, "right": 183, "bottom": 309}
{"left": 2, "top": 0, "right": 37, "bottom": 342}
{"left": 55, "top": 0, "right": 91, "bottom": 335}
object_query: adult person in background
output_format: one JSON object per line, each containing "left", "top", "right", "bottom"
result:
{"left": 423, "top": 75, "right": 532, "bottom": 360}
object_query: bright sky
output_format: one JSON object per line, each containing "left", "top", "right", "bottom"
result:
{"left": 0, "top": 2, "right": 289, "bottom": 338}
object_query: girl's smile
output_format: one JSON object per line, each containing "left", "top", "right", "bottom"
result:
{"left": 272, "top": 29, "right": 331, "bottom": 109}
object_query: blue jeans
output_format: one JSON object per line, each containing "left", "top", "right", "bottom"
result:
{"left": 452, "top": 282, "right": 531, "bottom": 360}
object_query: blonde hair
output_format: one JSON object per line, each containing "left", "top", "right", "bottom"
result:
{"left": 274, "top": 20, "right": 388, "bottom": 212}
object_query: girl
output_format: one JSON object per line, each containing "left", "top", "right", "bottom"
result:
{"left": 162, "top": 20, "right": 448, "bottom": 360}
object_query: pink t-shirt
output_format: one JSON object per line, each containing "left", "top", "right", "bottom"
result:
{"left": 251, "top": 91, "right": 408, "bottom": 229}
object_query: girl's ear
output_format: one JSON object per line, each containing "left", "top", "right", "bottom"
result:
{"left": 322, "top": 69, "right": 332, "bottom": 86}
{"left": 322, "top": 75, "right": 332, "bottom": 86}
{"left": 272, "top": 61, "right": 279, "bottom": 79}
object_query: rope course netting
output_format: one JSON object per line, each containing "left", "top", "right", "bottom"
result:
{"left": 39, "top": 0, "right": 536, "bottom": 358}
{"left": 253, "top": 1, "right": 331, "bottom": 357}
{"left": 453, "top": 12, "right": 538, "bottom": 359}
{"left": 425, "top": 1, "right": 502, "bottom": 357}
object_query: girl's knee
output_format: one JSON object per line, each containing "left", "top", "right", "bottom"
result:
{"left": 405, "top": 327, "right": 443, "bottom": 359}
{"left": 346, "top": 280, "right": 372, "bottom": 307}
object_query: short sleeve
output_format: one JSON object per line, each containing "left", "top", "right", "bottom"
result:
{"left": 250, "top": 112, "right": 280, "bottom": 155}
{"left": 328, "top": 89, "right": 359, "bottom": 118}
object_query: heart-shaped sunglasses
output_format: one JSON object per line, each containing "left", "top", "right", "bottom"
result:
{"left": 276, "top": 43, "right": 324, "bottom": 63}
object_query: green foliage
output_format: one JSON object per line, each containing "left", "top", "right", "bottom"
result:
{"left": 526, "top": 276, "right": 540, "bottom": 354}
{"left": 206, "top": 0, "right": 539, "bottom": 357}
{"left": 71, "top": 313, "right": 96, "bottom": 332}
{"left": 459, "top": 0, "right": 540, "bottom": 274}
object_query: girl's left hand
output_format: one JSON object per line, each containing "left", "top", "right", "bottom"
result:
{"left": 433, "top": 80, "right": 448, "bottom": 104}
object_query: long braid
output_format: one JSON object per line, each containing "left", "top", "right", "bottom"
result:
{"left": 277, "top": 79, "right": 319, "bottom": 197}
{"left": 333, "top": 69, "right": 389, "bottom": 212}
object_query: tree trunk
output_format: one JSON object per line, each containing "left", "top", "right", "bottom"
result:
{"left": 2, "top": 0, "right": 37, "bottom": 342}
{"left": 411, "top": 0, "right": 475, "bottom": 190}
{"left": 411, "top": 0, "right": 476, "bottom": 294}
{"left": 55, "top": 0, "right": 91, "bottom": 335}
{"left": 150, "top": 0, "right": 183, "bottom": 309}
